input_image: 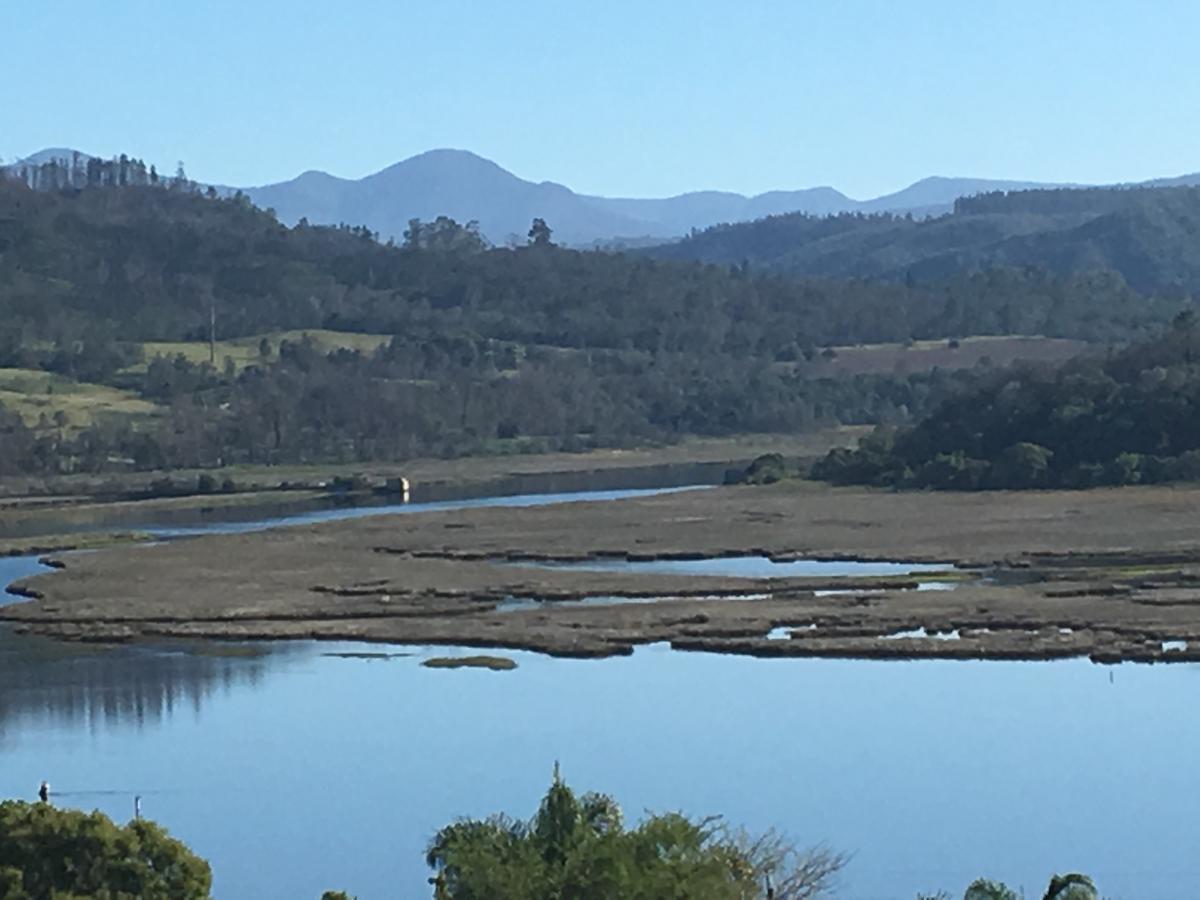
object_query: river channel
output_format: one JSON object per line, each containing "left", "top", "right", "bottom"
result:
{"left": 1, "top": 479, "right": 1194, "bottom": 899}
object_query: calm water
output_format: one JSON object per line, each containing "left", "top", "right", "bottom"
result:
{"left": 1, "top": 498, "right": 1193, "bottom": 899}
{"left": 143, "top": 485, "right": 706, "bottom": 538}
{"left": 0, "top": 459, "right": 731, "bottom": 539}
{"left": 517, "top": 556, "right": 954, "bottom": 578}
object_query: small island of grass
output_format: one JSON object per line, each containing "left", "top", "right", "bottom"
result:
{"left": 422, "top": 654, "right": 518, "bottom": 671}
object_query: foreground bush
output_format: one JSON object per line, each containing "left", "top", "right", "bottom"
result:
{"left": 426, "top": 769, "right": 846, "bottom": 899}
{"left": 919, "top": 872, "right": 1098, "bottom": 900}
{"left": 0, "top": 801, "right": 211, "bottom": 899}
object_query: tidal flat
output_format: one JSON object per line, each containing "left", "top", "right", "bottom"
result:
{"left": 7, "top": 481, "right": 1200, "bottom": 663}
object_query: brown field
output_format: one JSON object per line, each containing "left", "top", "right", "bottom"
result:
{"left": 794, "top": 335, "right": 1089, "bottom": 377}
{"left": 9, "top": 480, "right": 1200, "bottom": 663}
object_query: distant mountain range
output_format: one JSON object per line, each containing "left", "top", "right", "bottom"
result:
{"left": 240, "top": 152, "right": 1075, "bottom": 246}
{"left": 9, "top": 147, "right": 1200, "bottom": 247}
{"left": 5, "top": 147, "right": 1090, "bottom": 245}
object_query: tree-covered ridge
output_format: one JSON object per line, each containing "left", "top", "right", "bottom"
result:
{"left": 647, "top": 184, "right": 1200, "bottom": 296}
{"left": 814, "top": 316, "right": 1200, "bottom": 490}
{"left": 0, "top": 175, "right": 1183, "bottom": 364}
{"left": 2, "top": 172, "right": 1186, "bottom": 476}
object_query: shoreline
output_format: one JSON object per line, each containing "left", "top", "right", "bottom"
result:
{"left": 0, "top": 431, "right": 856, "bottom": 540}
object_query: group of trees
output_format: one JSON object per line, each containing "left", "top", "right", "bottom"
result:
{"left": 0, "top": 333, "right": 990, "bottom": 475}
{"left": 949, "top": 875, "right": 1098, "bottom": 900}
{"left": 0, "top": 800, "right": 211, "bottom": 898}
{"left": 427, "top": 769, "right": 845, "bottom": 899}
{"left": 4, "top": 153, "right": 195, "bottom": 194}
{"left": 814, "top": 314, "right": 1200, "bottom": 490}
{"left": 0, "top": 781, "right": 1103, "bottom": 899}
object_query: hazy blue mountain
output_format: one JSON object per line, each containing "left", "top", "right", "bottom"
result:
{"left": 856, "top": 176, "right": 1075, "bottom": 215}
{"left": 1139, "top": 172, "right": 1200, "bottom": 188}
{"left": 10, "top": 146, "right": 1200, "bottom": 247}
{"left": 240, "top": 155, "right": 1090, "bottom": 244}
{"left": 584, "top": 186, "right": 857, "bottom": 236}
{"left": 16, "top": 148, "right": 88, "bottom": 163}
{"left": 11, "top": 148, "right": 95, "bottom": 168}
{"left": 243, "top": 149, "right": 652, "bottom": 246}
{"left": 235, "top": 151, "right": 1102, "bottom": 244}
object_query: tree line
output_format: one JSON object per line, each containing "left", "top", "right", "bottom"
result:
{"left": 0, "top": 776, "right": 1102, "bottom": 899}
{"left": 647, "top": 181, "right": 1200, "bottom": 297}
{"left": 814, "top": 315, "right": 1200, "bottom": 490}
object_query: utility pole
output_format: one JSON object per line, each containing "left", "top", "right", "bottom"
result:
{"left": 209, "top": 302, "right": 216, "bottom": 366}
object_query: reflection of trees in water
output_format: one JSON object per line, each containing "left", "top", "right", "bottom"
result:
{"left": 0, "top": 630, "right": 297, "bottom": 739}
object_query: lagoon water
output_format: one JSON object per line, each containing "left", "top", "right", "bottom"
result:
{"left": 1, "top": 496, "right": 1196, "bottom": 899}
{"left": 519, "top": 556, "right": 953, "bottom": 579}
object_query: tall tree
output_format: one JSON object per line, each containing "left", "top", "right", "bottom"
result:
{"left": 527, "top": 217, "right": 553, "bottom": 247}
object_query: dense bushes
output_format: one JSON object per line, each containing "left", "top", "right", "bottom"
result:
{"left": 0, "top": 801, "right": 211, "bottom": 899}
{"left": 814, "top": 318, "right": 1200, "bottom": 490}
{"left": 427, "top": 770, "right": 846, "bottom": 900}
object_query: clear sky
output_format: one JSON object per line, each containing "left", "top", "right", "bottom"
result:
{"left": 4, "top": 0, "right": 1198, "bottom": 199}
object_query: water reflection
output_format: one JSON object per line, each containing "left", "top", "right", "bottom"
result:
{"left": 2, "top": 640, "right": 1197, "bottom": 900}
{"left": 0, "top": 556, "right": 298, "bottom": 742}
{"left": 0, "top": 628, "right": 291, "bottom": 744}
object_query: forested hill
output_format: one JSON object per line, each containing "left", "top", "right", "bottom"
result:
{"left": 813, "top": 316, "right": 1200, "bottom": 490}
{"left": 645, "top": 185, "right": 1200, "bottom": 296}
{"left": 0, "top": 175, "right": 1186, "bottom": 359}
{"left": 0, "top": 172, "right": 1193, "bottom": 476}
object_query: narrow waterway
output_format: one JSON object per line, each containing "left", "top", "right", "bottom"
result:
{"left": 1, "top": 486, "right": 1194, "bottom": 899}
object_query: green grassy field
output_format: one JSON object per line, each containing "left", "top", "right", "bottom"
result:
{"left": 0, "top": 368, "right": 163, "bottom": 433}
{"left": 135, "top": 329, "right": 393, "bottom": 373}
{"left": 1, "top": 330, "right": 392, "bottom": 435}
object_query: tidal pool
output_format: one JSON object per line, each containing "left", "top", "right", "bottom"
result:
{"left": 143, "top": 485, "right": 708, "bottom": 538}
{"left": 517, "top": 555, "right": 954, "bottom": 579}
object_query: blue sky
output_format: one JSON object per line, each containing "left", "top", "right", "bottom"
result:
{"left": 5, "top": 0, "right": 1198, "bottom": 198}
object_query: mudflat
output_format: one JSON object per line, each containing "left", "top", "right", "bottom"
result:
{"left": 7, "top": 482, "right": 1200, "bottom": 663}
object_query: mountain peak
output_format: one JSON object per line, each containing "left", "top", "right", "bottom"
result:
{"left": 13, "top": 147, "right": 93, "bottom": 167}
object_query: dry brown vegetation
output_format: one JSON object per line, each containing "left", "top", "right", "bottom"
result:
{"left": 797, "top": 335, "right": 1089, "bottom": 377}
{"left": 8, "top": 481, "right": 1200, "bottom": 663}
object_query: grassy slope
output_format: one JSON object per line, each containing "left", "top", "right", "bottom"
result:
{"left": 0, "top": 368, "right": 162, "bottom": 432}
{"left": 135, "top": 329, "right": 393, "bottom": 373}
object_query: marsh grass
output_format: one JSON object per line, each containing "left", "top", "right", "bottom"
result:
{"left": 422, "top": 655, "right": 518, "bottom": 671}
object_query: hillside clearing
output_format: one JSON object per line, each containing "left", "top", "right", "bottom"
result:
{"left": 133, "top": 329, "right": 394, "bottom": 372}
{"left": 0, "top": 369, "right": 162, "bottom": 432}
{"left": 799, "top": 335, "right": 1089, "bottom": 377}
